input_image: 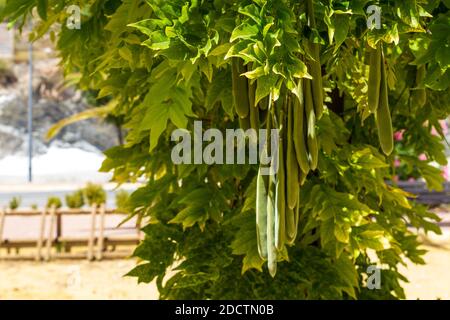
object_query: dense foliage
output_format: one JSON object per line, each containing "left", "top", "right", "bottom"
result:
{"left": 2, "top": 0, "right": 450, "bottom": 299}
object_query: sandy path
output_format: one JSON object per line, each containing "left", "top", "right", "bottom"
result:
{"left": 399, "top": 232, "right": 450, "bottom": 300}
{"left": 0, "top": 259, "right": 159, "bottom": 300}
{"left": 0, "top": 244, "right": 449, "bottom": 300}
{"left": 401, "top": 246, "right": 450, "bottom": 300}
{"left": 0, "top": 229, "right": 449, "bottom": 300}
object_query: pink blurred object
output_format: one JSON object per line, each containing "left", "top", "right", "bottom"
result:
{"left": 418, "top": 153, "right": 427, "bottom": 161}
{"left": 394, "top": 158, "right": 401, "bottom": 168}
{"left": 393, "top": 175, "right": 399, "bottom": 182}
{"left": 431, "top": 126, "right": 438, "bottom": 136}
{"left": 394, "top": 130, "right": 404, "bottom": 141}
{"left": 408, "top": 177, "right": 416, "bottom": 183}
{"left": 442, "top": 166, "right": 450, "bottom": 181}
{"left": 431, "top": 120, "right": 448, "bottom": 136}
{"left": 440, "top": 120, "right": 448, "bottom": 135}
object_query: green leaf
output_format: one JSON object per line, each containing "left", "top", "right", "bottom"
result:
{"left": 334, "top": 254, "right": 359, "bottom": 299}
{"left": 118, "top": 46, "right": 133, "bottom": 64}
{"left": 255, "top": 74, "right": 278, "bottom": 105}
{"left": 230, "top": 211, "right": 265, "bottom": 274}
{"left": 241, "top": 178, "right": 256, "bottom": 214}
{"left": 139, "top": 69, "right": 194, "bottom": 151}
{"left": 243, "top": 65, "right": 266, "bottom": 79}
{"left": 140, "top": 103, "right": 169, "bottom": 152}
{"left": 333, "top": 14, "right": 350, "bottom": 52}
{"left": 46, "top": 103, "right": 115, "bottom": 140}
{"left": 238, "top": 4, "right": 261, "bottom": 25}
{"left": 350, "top": 148, "right": 389, "bottom": 170}
{"left": 169, "top": 206, "right": 209, "bottom": 230}
{"left": 209, "top": 43, "right": 232, "bottom": 57}
{"left": 37, "top": 0, "right": 47, "bottom": 21}
{"left": 417, "top": 162, "right": 445, "bottom": 191}
{"left": 230, "top": 23, "right": 259, "bottom": 42}
{"left": 205, "top": 70, "right": 232, "bottom": 112}
{"left": 383, "top": 24, "right": 400, "bottom": 45}
{"left": 334, "top": 222, "right": 351, "bottom": 244}
{"left": 435, "top": 44, "right": 450, "bottom": 70}
{"left": 126, "top": 263, "right": 159, "bottom": 284}
{"left": 320, "top": 218, "right": 335, "bottom": 247}
{"left": 397, "top": 1, "right": 421, "bottom": 29}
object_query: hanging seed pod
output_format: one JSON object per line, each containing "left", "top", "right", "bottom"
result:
{"left": 304, "top": 80, "right": 319, "bottom": 170}
{"left": 238, "top": 115, "right": 250, "bottom": 131}
{"left": 368, "top": 44, "right": 382, "bottom": 113}
{"left": 376, "top": 47, "right": 394, "bottom": 156}
{"left": 293, "top": 80, "right": 310, "bottom": 174}
{"left": 285, "top": 206, "right": 298, "bottom": 245}
{"left": 286, "top": 96, "right": 300, "bottom": 209}
{"left": 266, "top": 151, "right": 277, "bottom": 277}
{"left": 248, "top": 78, "right": 260, "bottom": 130}
{"left": 256, "top": 166, "right": 268, "bottom": 260}
{"left": 306, "top": 0, "right": 324, "bottom": 119}
{"left": 274, "top": 100, "right": 286, "bottom": 251}
{"left": 231, "top": 58, "right": 250, "bottom": 119}
{"left": 412, "top": 65, "right": 427, "bottom": 108}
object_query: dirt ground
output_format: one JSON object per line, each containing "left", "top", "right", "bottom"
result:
{"left": 0, "top": 259, "right": 159, "bottom": 300}
{"left": 0, "top": 244, "right": 448, "bottom": 300}
{"left": 401, "top": 247, "right": 450, "bottom": 300}
{"left": 399, "top": 233, "right": 450, "bottom": 300}
{"left": 0, "top": 233, "right": 449, "bottom": 300}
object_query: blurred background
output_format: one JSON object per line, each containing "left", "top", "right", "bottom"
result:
{"left": 0, "top": 23, "right": 116, "bottom": 185}
{"left": 0, "top": 23, "right": 157, "bottom": 299}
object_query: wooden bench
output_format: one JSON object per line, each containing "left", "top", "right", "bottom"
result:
{"left": 0, "top": 205, "right": 143, "bottom": 261}
{"left": 397, "top": 181, "right": 450, "bottom": 206}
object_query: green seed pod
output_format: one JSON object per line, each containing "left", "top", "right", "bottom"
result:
{"left": 238, "top": 115, "right": 250, "bottom": 131}
{"left": 293, "top": 80, "right": 310, "bottom": 174}
{"left": 285, "top": 207, "right": 296, "bottom": 245}
{"left": 304, "top": 80, "right": 319, "bottom": 170}
{"left": 256, "top": 167, "right": 268, "bottom": 260}
{"left": 286, "top": 97, "right": 300, "bottom": 209}
{"left": 412, "top": 65, "right": 427, "bottom": 108}
{"left": 274, "top": 107, "right": 286, "bottom": 251}
{"left": 248, "top": 79, "right": 260, "bottom": 130}
{"left": 231, "top": 58, "right": 250, "bottom": 118}
{"left": 368, "top": 45, "right": 382, "bottom": 113}
{"left": 306, "top": 0, "right": 324, "bottom": 119}
{"left": 376, "top": 48, "right": 394, "bottom": 156}
{"left": 267, "top": 171, "right": 277, "bottom": 278}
